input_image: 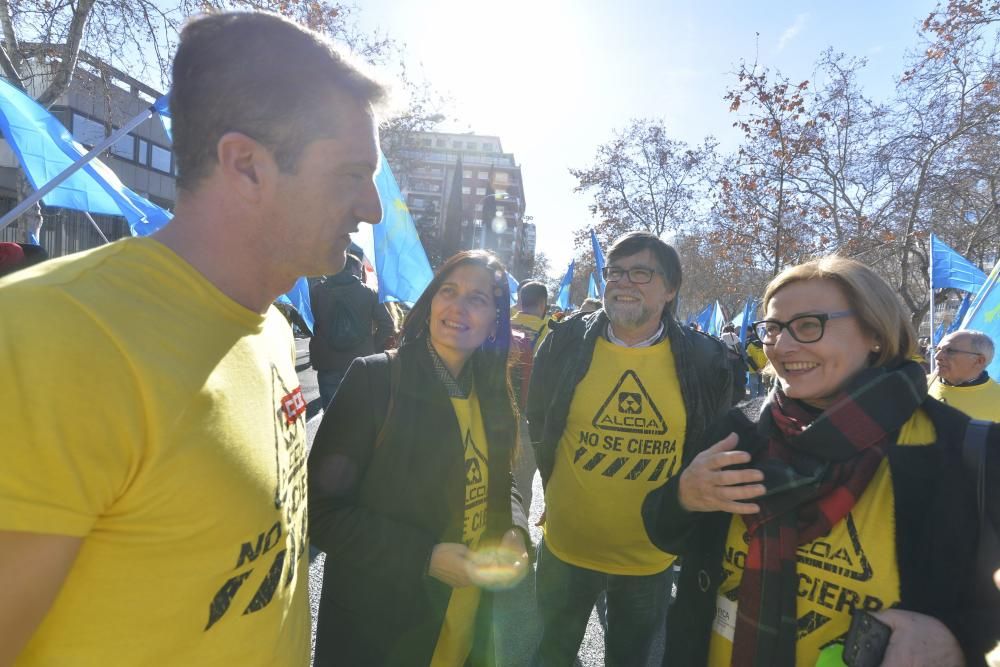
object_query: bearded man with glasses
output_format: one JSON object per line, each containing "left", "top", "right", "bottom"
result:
{"left": 526, "top": 232, "right": 731, "bottom": 666}
{"left": 929, "top": 330, "right": 1000, "bottom": 421}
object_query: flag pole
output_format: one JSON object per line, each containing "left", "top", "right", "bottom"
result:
{"left": 929, "top": 235, "right": 936, "bottom": 373}
{"left": 0, "top": 99, "right": 162, "bottom": 232}
{"left": 83, "top": 212, "right": 110, "bottom": 244}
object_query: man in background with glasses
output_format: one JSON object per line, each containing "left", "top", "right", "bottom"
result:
{"left": 527, "top": 231, "right": 731, "bottom": 666}
{"left": 928, "top": 330, "right": 1000, "bottom": 421}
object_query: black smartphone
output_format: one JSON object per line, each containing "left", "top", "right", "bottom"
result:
{"left": 842, "top": 610, "right": 892, "bottom": 667}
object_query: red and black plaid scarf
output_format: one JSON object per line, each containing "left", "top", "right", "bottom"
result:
{"left": 731, "top": 361, "right": 927, "bottom": 667}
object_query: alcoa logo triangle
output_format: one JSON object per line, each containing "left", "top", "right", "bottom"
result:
{"left": 592, "top": 370, "right": 668, "bottom": 435}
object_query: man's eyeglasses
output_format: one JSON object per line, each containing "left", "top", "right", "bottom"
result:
{"left": 602, "top": 266, "right": 662, "bottom": 285}
{"left": 933, "top": 346, "right": 983, "bottom": 358}
{"left": 752, "top": 311, "right": 854, "bottom": 345}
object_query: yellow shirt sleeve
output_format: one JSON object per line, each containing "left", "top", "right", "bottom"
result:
{"left": 0, "top": 285, "right": 144, "bottom": 536}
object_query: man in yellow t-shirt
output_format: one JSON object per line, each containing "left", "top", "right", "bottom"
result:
{"left": 511, "top": 280, "right": 552, "bottom": 510}
{"left": 0, "top": 13, "right": 387, "bottom": 666}
{"left": 929, "top": 330, "right": 1000, "bottom": 421}
{"left": 527, "top": 232, "right": 732, "bottom": 667}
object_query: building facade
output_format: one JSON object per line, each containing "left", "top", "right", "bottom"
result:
{"left": 393, "top": 131, "right": 535, "bottom": 278}
{"left": 0, "top": 53, "right": 175, "bottom": 255}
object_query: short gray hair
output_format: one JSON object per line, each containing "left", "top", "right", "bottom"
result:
{"left": 955, "top": 330, "right": 995, "bottom": 365}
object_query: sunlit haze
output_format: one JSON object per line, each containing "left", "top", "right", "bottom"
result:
{"left": 354, "top": 0, "right": 938, "bottom": 276}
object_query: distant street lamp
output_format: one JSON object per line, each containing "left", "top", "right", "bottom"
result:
{"left": 474, "top": 192, "right": 517, "bottom": 249}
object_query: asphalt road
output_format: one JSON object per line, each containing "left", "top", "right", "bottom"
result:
{"left": 297, "top": 338, "right": 763, "bottom": 666}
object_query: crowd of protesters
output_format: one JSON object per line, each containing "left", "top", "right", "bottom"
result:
{"left": 1, "top": 9, "right": 999, "bottom": 667}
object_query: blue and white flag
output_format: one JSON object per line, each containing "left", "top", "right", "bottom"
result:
{"left": 737, "top": 297, "right": 757, "bottom": 346}
{"left": 507, "top": 271, "right": 519, "bottom": 307}
{"left": 588, "top": 272, "right": 599, "bottom": 299}
{"left": 694, "top": 303, "right": 714, "bottom": 332}
{"left": 590, "top": 229, "right": 606, "bottom": 297}
{"left": 0, "top": 78, "right": 171, "bottom": 235}
{"left": 370, "top": 153, "right": 434, "bottom": 305}
{"left": 930, "top": 234, "right": 988, "bottom": 293}
{"left": 708, "top": 301, "right": 726, "bottom": 337}
{"left": 154, "top": 94, "right": 172, "bottom": 141}
{"left": 556, "top": 260, "right": 575, "bottom": 310}
{"left": 275, "top": 276, "right": 314, "bottom": 334}
{"left": 960, "top": 258, "right": 1000, "bottom": 379}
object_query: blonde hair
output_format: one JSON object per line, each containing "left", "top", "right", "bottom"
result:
{"left": 761, "top": 256, "right": 916, "bottom": 368}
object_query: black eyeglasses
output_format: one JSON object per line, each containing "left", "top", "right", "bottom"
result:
{"left": 602, "top": 266, "right": 663, "bottom": 285}
{"left": 933, "top": 346, "right": 983, "bottom": 358}
{"left": 752, "top": 311, "right": 854, "bottom": 344}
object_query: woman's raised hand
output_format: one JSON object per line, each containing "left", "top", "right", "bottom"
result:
{"left": 678, "top": 433, "right": 766, "bottom": 514}
{"left": 468, "top": 529, "right": 529, "bottom": 591}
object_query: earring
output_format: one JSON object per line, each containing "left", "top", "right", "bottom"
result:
{"left": 487, "top": 333, "right": 496, "bottom": 343}
{"left": 873, "top": 344, "right": 881, "bottom": 352}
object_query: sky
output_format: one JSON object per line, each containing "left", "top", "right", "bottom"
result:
{"left": 352, "top": 0, "right": 941, "bottom": 278}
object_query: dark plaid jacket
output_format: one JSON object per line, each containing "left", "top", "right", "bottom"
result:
{"left": 526, "top": 309, "right": 733, "bottom": 488}
{"left": 642, "top": 398, "right": 1000, "bottom": 667}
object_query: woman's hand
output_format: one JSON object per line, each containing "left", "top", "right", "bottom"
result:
{"left": 872, "top": 609, "right": 964, "bottom": 667}
{"left": 468, "top": 529, "right": 530, "bottom": 591}
{"left": 678, "top": 433, "right": 766, "bottom": 514}
{"left": 428, "top": 543, "right": 475, "bottom": 588}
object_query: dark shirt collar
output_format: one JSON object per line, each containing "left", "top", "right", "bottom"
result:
{"left": 941, "top": 370, "right": 991, "bottom": 387}
{"left": 426, "top": 338, "right": 473, "bottom": 398}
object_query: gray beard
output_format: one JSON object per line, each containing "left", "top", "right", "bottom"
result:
{"left": 606, "top": 301, "right": 655, "bottom": 330}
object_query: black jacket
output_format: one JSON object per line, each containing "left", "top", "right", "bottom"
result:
{"left": 309, "top": 273, "right": 394, "bottom": 373}
{"left": 526, "top": 310, "right": 733, "bottom": 488}
{"left": 308, "top": 342, "right": 529, "bottom": 667}
{"left": 642, "top": 399, "right": 1000, "bottom": 666}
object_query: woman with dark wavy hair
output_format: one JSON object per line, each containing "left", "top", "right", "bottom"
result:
{"left": 309, "top": 250, "right": 530, "bottom": 667}
{"left": 644, "top": 255, "right": 1000, "bottom": 667}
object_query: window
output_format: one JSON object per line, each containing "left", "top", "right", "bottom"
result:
{"left": 422, "top": 138, "right": 432, "bottom": 146}
{"left": 452, "top": 141, "right": 462, "bottom": 148}
{"left": 466, "top": 142, "right": 477, "bottom": 149}
{"left": 463, "top": 170, "right": 472, "bottom": 178}
{"left": 476, "top": 187, "right": 486, "bottom": 195}
{"left": 111, "top": 134, "right": 135, "bottom": 160}
{"left": 495, "top": 172, "right": 509, "bottom": 184}
{"left": 478, "top": 171, "right": 489, "bottom": 180}
{"left": 137, "top": 139, "right": 149, "bottom": 166}
{"left": 482, "top": 143, "right": 493, "bottom": 151}
{"left": 435, "top": 139, "right": 445, "bottom": 147}
{"left": 410, "top": 197, "right": 425, "bottom": 207}
{"left": 150, "top": 144, "right": 172, "bottom": 173}
{"left": 72, "top": 113, "right": 105, "bottom": 148}
{"left": 462, "top": 186, "right": 471, "bottom": 195}
{"left": 475, "top": 205, "right": 483, "bottom": 212}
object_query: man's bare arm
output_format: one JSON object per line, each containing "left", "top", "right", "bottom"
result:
{"left": 0, "top": 531, "right": 81, "bottom": 666}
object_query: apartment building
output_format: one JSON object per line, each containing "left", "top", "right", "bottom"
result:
{"left": 394, "top": 131, "right": 534, "bottom": 278}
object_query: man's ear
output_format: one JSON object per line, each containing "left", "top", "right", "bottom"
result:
{"left": 216, "top": 132, "right": 276, "bottom": 202}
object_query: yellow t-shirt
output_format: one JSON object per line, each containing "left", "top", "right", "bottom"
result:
{"left": 928, "top": 375, "right": 1000, "bottom": 421}
{"left": 747, "top": 342, "right": 769, "bottom": 372}
{"left": 511, "top": 311, "right": 551, "bottom": 352}
{"left": 0, "top": 238, "right": 310, "bottom": 666}
{"left": 431, "top": 388, "right": 490, "bottom": 667}
{"left": 545, "top": 337, "right": 687, "bottom": 574}
{"left": 707, "top": 409, "right": 937, "bottom": 667}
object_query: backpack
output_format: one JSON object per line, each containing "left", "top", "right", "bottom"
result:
{"left": 510, "top": 324, "right": 542, "bottom": 411}
{"left": 324, "top": 292, "right": 369, "bottom": 351}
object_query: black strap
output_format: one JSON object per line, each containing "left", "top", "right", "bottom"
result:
{"left": 373, "top": 350, "right": 400, "bottom": 451}
{"left": 962, "top": 420, "right": 991, "bottom": 519}
{"left": 962, "top": 419, "right": 997, "bottom": 580}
